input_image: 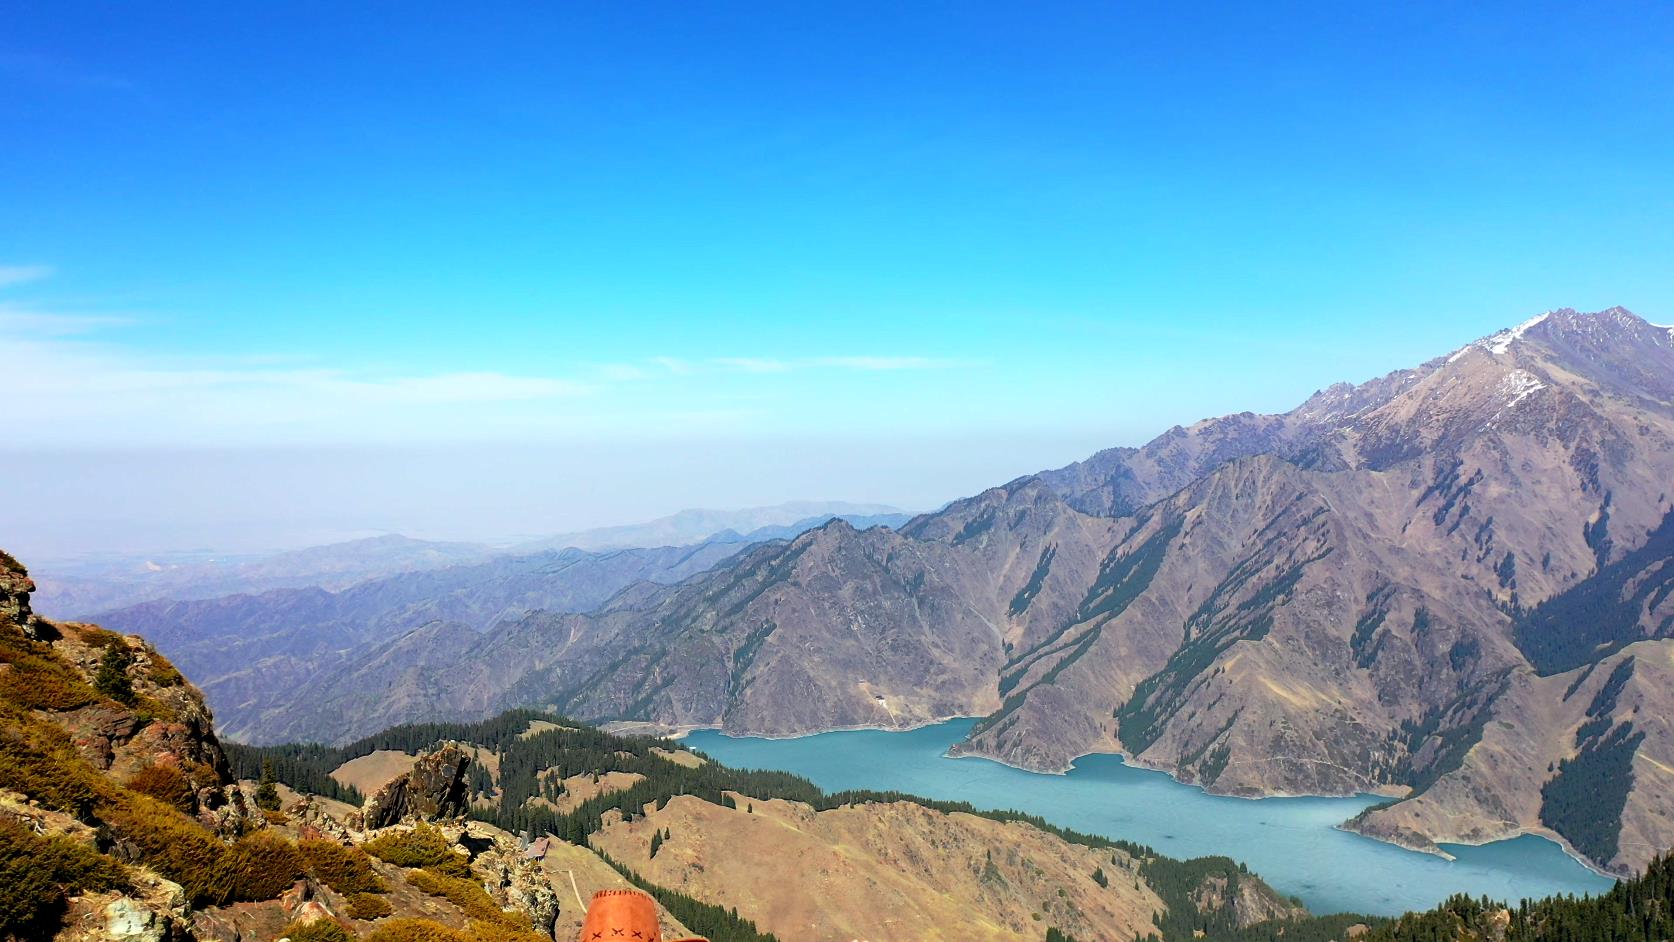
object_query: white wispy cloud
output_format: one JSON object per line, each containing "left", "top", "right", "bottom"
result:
{"left": 0, "top": 304, "right": 132, "bottom": 335}
{"left": 597, "top": 363, "right": 647, "bottom": 381}
{"left": 4, "top": 265, "right": 979, "bottom": 446}
{"left": 4, "top": 272, "right": 595, "bottom": 445}
{"left": 710, "top": 355, "right": 977, "bottom": 373}
{"left": 0, "top": 265, "right": 54, "bottom": 289}
{"left": 815, "top": 356, "right": 964, "bottom": 371}
{"left": 713, "top": 357, "right": 792, "bottom": 373}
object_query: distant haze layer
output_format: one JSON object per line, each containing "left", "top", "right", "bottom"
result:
{"left": 0, "top": 433, "right": 1090, "bottom": 559}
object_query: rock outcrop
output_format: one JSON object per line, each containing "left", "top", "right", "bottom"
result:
{"left": 0, "top": 549, "right": 39, "bottom": 635}
{"left": 461, "top": 822, "right": 563, "bottom": 937}
{"left": 363, "top": 742, "right": 473, "bottom": 828}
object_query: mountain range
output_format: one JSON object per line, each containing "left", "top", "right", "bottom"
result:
{"left": 5, "top": 543, "right": 1670, "bottom": 942}
{"left": 30, "top": 501, "right": 907, "bottom": 617}
{"left": 94, "top": 307, "right": 1674, "bottom": 879}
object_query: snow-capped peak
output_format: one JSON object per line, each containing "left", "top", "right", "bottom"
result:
{"left": 1447, "top": 312, "right": 1552, "bottom": 362}
{"left": 1479, "top": 312, "right": 1551, "bottom": 355}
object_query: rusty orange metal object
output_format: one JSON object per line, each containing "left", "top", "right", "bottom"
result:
{"left": 577, "top": 888, "right": 706, "bottom": 942}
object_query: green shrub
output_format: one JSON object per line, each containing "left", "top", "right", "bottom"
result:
{"left": 147, "top": 652, "right": 185, "bottom": 687}
{"left": 221, "top": 829, "right": 306, "bottom": 901}
{"left": 301, "top": 838, "right": 387, "bottom": 895}
{"left": 347, "top": 891, "right": 395, "bottom": 919}
{"left": 364, "top": 918, "right": 469, "bottom": 942}
{"left": 279, "top": 918, "right": 356, "bottom": 942}
{"left": 363, "top": 824, "right": 469, "bottom": 876}
{"left": 256, "top": 758, "right": 282, "bottom": 812}
{"left": 0, "top": 631, "right": 98, "bottom": 711}
{"left": 101, "top": 796, "right": 308, "bottom": 905}
{"left": 125, "top": 764, "right": 195, "bottom": 813}
{"left": 0, "top": 817, "right": 128, "bottom": 939}
{"left": 102, "top": 794, "right": 232, "bottom": 905}
{"left": 92, "top": 645, "right": 137, "bottom": 706}
{"left": 465, "top": 919, "right": 548, "bottom": 942}
{"left": 404, "top": 867, "right": 507, "bottom": 924}
{"left": 0, "top": 719, "right": 105, "bottom": 816}
{"left": 75, "top": 626, "right": 130, "bottom": 650}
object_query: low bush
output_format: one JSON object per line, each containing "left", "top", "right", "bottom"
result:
{"left": 103, "top": 797, "right": 306, "bottom": 905}
{"left": 0, "top": 818, "right": 129, "bottom": 940}
{"left": 278, "top": 918, "right": 356, "bottom": 942}
{"left": 364, "top": 824, "right": 469, "bottom": 876}
{"left": 92, "top": 645, "right": 137, "bottom": 706}
{"left": 221, "top": 829, "right": 306, "bottom": 901}
{"left": 0, "top": 719, "right": 105, "bottom": 816}
{"left": 364, "top": 918, "right": 470, "bottom": 942}
{"left": 0, "top": 631, "right": 98, "bottom": 711}
{"left": 146, "top": 652, "right": 185, "bottom": 687}
{"left": 404, "top": 867, "right": 506, "bottom": 924}
{"left": 125, "top": 764, "right": 195, "bottom": 813}
{"left": 346, "top": 891, "right": 395, "bottom": 919}
{"left": 101, "top": 794, "right": 231, "bottom": 905}
{"left": 464, "top": 920, "right": 548, "bottom": 942}
{"left": 74, "top": 626, "right": 130, "bottom": 650}
{"left": 300, "top": 838, "right": 387, "bottom": 895}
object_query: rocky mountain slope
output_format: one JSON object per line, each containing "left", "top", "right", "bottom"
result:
{"left": 89, "top": 514, "right": 909, "bottom": 744}
{"left": 6, "top": 548, "right": 1346, "bottom": 942}
{"left": 590, "top": 307, "right": 1674, "bottom": 877}
{"left": 78, "top": 308, "right": 1674, "bottom": 879}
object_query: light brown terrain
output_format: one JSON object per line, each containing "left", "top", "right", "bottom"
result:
{"left": 538, "top": 839, "right": 695, "bottom": 942}
{"left": 331, "top": 749, "right": 418, "bottom": 795}
{"left": 591, "top": 792, "right": 1170, "bottom": 942}
{"left": 532, "top": 769, "right": 647, "bottom": 813}
{"left": 650, "top": 746, "right": 705, "bottom": 768}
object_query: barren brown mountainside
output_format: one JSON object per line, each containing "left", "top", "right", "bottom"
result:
{"left": 118, "top": 307, "right": 1674, "bottom": 878}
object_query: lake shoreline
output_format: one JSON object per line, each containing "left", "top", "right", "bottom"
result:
{"left": 662, "top": 714, "right": 1620, "bottom": 883}
{"left": 686, "top": 718, "right": 1614, "bottom": 915}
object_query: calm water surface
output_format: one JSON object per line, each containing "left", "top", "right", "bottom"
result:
{"left": 685, "top": 719, "right": 1611, "bottom": 916}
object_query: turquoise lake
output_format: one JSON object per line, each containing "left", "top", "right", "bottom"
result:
{"left": 684, "top": 719, "right": 1612, "bottom": 917}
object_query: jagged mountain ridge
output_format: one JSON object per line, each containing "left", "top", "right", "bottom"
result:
{"left": 178, "top": 307, "right": 1674, "bottom": 877}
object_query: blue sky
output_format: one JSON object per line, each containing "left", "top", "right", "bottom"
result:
{"left": 3, "top": 2, "right": 1672, "bottom": 556}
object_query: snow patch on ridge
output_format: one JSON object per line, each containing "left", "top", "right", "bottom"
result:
{"left": 1448, "top": 312, "right": 1552, "bottom": 362}
{"left": 1479, "top": 312, "right": 1552, "bottom": 355}
{"left": 1497, "top": 369, "right": 1547, "bottom": 408}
